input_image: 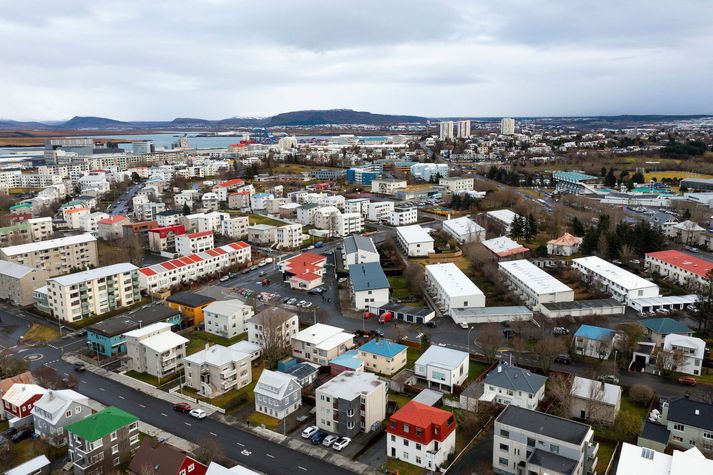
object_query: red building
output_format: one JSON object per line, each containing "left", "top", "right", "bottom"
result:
{"left": 129, "top": 439, "right": 207, "bottom": 475}
{"left": 148, "top": 224, "right": 186, "bottom": 253}
{"left": 122, "top": 220, "right": 158, "bottom": 248}
{"left": 2, "top": 383, "right": 46, "bottom": 420}
{"left": 386, "top": 401, "right": 457, "bottom": 471}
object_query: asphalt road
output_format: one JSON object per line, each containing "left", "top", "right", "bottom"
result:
{"left": 108, "top": 182, "right": 142, "bottom": 215}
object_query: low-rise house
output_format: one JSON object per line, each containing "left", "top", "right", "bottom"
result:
{"left": 0, "top": 260, "right": 49, "bottom": 307}
{"left": 396, "top": 225, "right": 434, "bottom": 257}
{"left": 573, "top": 324, "right": 616, "bottom": 359}
{"left": 2, "top": 383, "right": 46, "bottom": 424}
{"left": 165, "top": 292, "right": 216, "bottom": 327}
{"left": 124, "top": 322, "right": 188, "bottom": 379}
{"left": 183, "top": 345, "right": 252, "bottom": 398}
{"left": 329, "top": 350, "right": 365, "bottom": 375}
{"left": 480, "top": 363, "right": 547, "bottom": 410}
{"left": 616, "top": 442, "right": 713, "bottom": 475}
{"left": 279, "top": 362, "right": 319, "bottom": 387}
{"left": 640, "top": 318, "right": 694, "bottom": 346}
{"left": 481, "top": 236, "right": 531, "bottom": 261}
{"left": 203, "top": 299, "right": 254, "bottom": 339}
{"left": 247, "top": 224, "right": 277, "bottom": 245}
{"left": 97, "top": 215, "right": 129, "bottom": 241}
{"left": 442, "top": 216, "right": 485, "bottom": 244}
{"left": 386, "top": 401, "right": 457, "bottom": 471}
{"left": 253, "top": 370, "right": 302, "bottom": 420}
{"left": 247, "top": 308, "right": 299, "bottom": 350}
{"left": 32, "top": 389, "right": 91, "bottom": 446}
{"left": 279, "top": 252, "right": 327, "bottom": 290}
{"left": 414, "top": 346, "right": 469, "bottom": 393}
{"left": 357, "top": 339, "right": 408, "bottom": 376}
{"left": 342, "top": 235, "right": 379, "bottom": 266}
{"left": 292, "top": 323, "right": 354, "bottom": 366}
{"left": 660, "top": 334, "right": 705, "bottom": 376}
{"left": 316, "top": 371, "right": 387, "bottom": 437}
{"left": 659, "top": 397, "right": 713, "bottom": 451}
{"left": 229, "top": 340, "right": 262, "bottom": 361}
{"left": 128, "top": 439, "right": 207, "bottom": 475}
{"left": 493, "top": 405, "right": 598, "bottom": 475}
{"left": 5, "top": 455, "right": 51, "bottom": 475}
{"left": 66, "top": 406, "right": 140, "bottom": 475}
{"left": 349, "top": 262, "right": 390, "bottom": 310}
{"left": 570, "top": 376, "right": 621, "bottom": 424}
{"left": 547, "top": 233, "right": 583, "bottom": 256}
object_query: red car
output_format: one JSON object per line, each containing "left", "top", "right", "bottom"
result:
{"left": 378, "top": 312, "right": 393, "bottom": 324}
{"left": 173, "top": 402, "right": 192, "bottom": 412}
{"left": 678, "top": 376, "right": 697, "bottom": 386}
{"left": 363, "top": 312, "right": 374, "bottom": 319}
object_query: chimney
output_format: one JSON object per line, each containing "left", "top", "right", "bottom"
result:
{"left": 497, "top": 365, "right": 502, "bottom": 373}
{"left": 695, "top": 409, "right": 700, "bottom": 415}
{"left": 205, "top": 343, "right": 210, "bottom": 351}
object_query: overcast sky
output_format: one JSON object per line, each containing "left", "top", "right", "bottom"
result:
{"left": 1, "top": 0, "right": 712, "bottom": 121}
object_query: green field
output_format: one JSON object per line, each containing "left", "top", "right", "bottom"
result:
{"left": 186, "top": 331, "right": 247, "bottom": 355}
{"left": 248, "top": 214, "right": 289, "bottom": 227}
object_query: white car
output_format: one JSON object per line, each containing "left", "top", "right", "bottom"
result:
{"left": 332, "top": 437, "right": 351, "bottom": 452}
{"left": 459, "top": 322, "right": 469, "bottom": 329}
{"left": 301, "top": 425, "right": 318, "bottom": 439}
{"left": 189, "top": 409, "right": 207, "bottom": 419}
{"left": 322, "top": 434, "right": 339, "bottom": 447}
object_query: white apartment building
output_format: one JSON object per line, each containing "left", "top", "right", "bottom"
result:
{"left": 204, "top": 299, "right": 255, "bottom": 339}
{"left": 481, "top": 364, "right": 547, "bottom": 410}
{"left": 174, "top": 189, "right": 199, "bottom": 208}
{"left": 439, "top": 121, "right": 455, "bottom": 140}
{"left": 371, "top": 178, "right": 407, "bottom": 195}
{"left": 336, "top": 212, "right": 364, "bottom": 237}
{"left": 349, "top": 262, "right": 390, "bottom": 310}
{"left": 439, "top": 177, "right": 474, "bottom": 193}
{"left": 155, "top": 210, "right": 182, "bottom": 227}
{"left": 425, "top": 263, "right": 485, "bottom": 314}
{"left": 46, "top": 262, "right": 141, "bottom": 322}
{"left": 175, "top": 231, "right": 214, "bottom": 256}
{"left": 367, "top": 201, "right": 395, "bottom": 222}
{"left": 572, "top": 256, "right": 660, "bottom": 303}
{"left": 292, "top": 323, "right": 354, "bottom": 366}
{"left": 64, "top": 208, "right": 89, "bottom": 229}
{"left": 342, "top": 235, "right": 380, "bottom": 266}
{"left": 138, "top": 241, "right": 251, "bottom": 293}
{"left": 27, "top": 217, "right": 53, "bottom": 241}
{"left": 313, "top": 206, "right": 341, "bottom": 230}
{"left": 501, "top": 118, "right": 515, "bottom": 135}
{"left": 247, "top": 308, "right": 299, "bottom": 350}
{"left": 389, "top": 207, "right": 417, "bottom": 226}
{"left": 221, "top": 215, "right": 250, "bottom": 239}
{"left": 396, "top": 225, "right": 434, "bottom": 257}
{"left": 247, "top": 224, "right": 277, "bottom": 245}
{"left": 486, "top": 209, "right": 520, "bottom": 234}
{"left": 124, "top": 322, "right": 188, "bottom": 378}
{"left": 0, "top": 233, "right": 99, "bottom": 277}
{"left": 414, "top": 346, "right": 469, "bottom": 393}
{"left": 442, "top": 216, "right": 485, "bottom": 244}
{"left": 183, "top": 344, "right": 252, "bottom": 398}
{"left": 662, "top": 334, "right": 705, "bottom": 376}
{"left": 79, "top": 212, "right": 109, "bottom": 235}
{"left": 457, "top": 119, "right": 471, "bottom": 139}
{"left": 197, "top": 211, "right": 230, "bottom": 233}
{"left": 345, "top": 198, "right": 370, "bottom": 217}
{"left": 411, "top": 163, "right": 449, "bottom": 182}
{"left": 276, "top": 224, "right": 303, "bottom": 249}
{"left": 499, "top": 260, "right": 574, "bottom": 311}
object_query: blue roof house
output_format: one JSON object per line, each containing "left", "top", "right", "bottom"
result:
{"left": 573, "top": 325, "right": 617, "bottom": 360}
{"left": 357, "top": 339, "right": 408, "bottom": 376}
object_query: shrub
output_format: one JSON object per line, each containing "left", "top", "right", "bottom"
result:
{"left": 611, "top": 412, "right": 643, "bottom": 441}
{"left": 629, "top": 384, "right": 654, "bottom": 406}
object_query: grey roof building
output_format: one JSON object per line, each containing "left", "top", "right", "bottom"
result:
{"left": 342, "top": 235, "right": 379, "bottom": 265}
{"left": 660, "top": 397, "right": 713, "bottom": 452}
{"left": 348, "top": 262, "right": 389, "bottom": 292}
{"left": 482, "top": 364, "right": 547, "bottom": 410}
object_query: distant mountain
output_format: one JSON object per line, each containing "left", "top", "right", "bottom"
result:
{"left": 0, "top": 119, "right": 55, "bottom": 130}
{"left": 266, "top": 109, "right": 427, "bottom": 126}
{"left": 60, "top": 116, "right": 131, "bottom": 129}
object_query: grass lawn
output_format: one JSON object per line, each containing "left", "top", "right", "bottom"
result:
{"left": 247, "top": 411, "right": 280, "bottom": 429}
{"left": 248, "top": 214, "right": 289, "bottom": 227}
{"left": 21, "top": 323, "right": 60, "bottom": 343}
{"left": 389, "top": 276, "right": 425, "bottom": 307}
{"left": 186, "top": 331, "right": 247, "bottom": 355}
{"left": 182, "top": 364, "right": 264, "bottom": 412}
{"left": 595, "top": 438, "right": 616, "bottom": 474}
{"left": 467, "top": 361, "right": 491, "bottom": 383}
{"left": 407, "top": 348, "right": 424, "bottom": 366}
{"left": 10, "top": 437, "right": 67, "bottom": 467}
{"left": 620, "top": 393, "right": 648, "bottom": 420}
{"left": 383, "top": 459, "right": 426, "bottom": 475}
{"left": 388, "top": 393, "right": 413, "bottom": 409}
{"left": 125, "top": 370, "right": 180, "bottom": 387}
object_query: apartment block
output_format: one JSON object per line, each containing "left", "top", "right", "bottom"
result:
{"left": 0, "top": 233, "right": 98, "bottom": 277}
{"left": 389, "top": 206, "right": 418, "bottom": 226}
{"left": 292, "top": 323, "right": 354, "bottom": 366}
{"left": 183, "top": 344, "right": 252, "bottom": 398}
{"left": 0, "top": 260, "right": 50, "bottom": 306}
{"left": 276, "top": 224, "right": 303, "bottom": 249}
{"left": 425, "top": 263, "right": 485, "bottom": 314}
{"left": 147, "top": 224, "right": 186, "bottom": 254}
{"left": 439, "top": 177, "right": 474, "bottom": 193}
{"left": 124, "top": 322, "right": 188, "bottom": 378}
{"left": 221, "top": 215, "right": 250, "bottom": 239}
{"left": 367, "top": 201, "right": 395, "bottom": 222}
{"left": 175, "top": 231, "right": 214, "bottom": 256}
{"left": 204, "top": 299, "right": 255, "bottom": 339}
{"left": 247, "top": 308, "right": 299, "bottom": 350}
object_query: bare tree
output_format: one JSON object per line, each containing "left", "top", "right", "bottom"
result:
{"left": 32, "top": 365, "right": 63, "bottom": 389}
{"left": 547, "top": 372, "right": 574, "bottom": 417}
{"left": 475, "top": 324, "right": 505, "bottom": 362}
{"left": 402, "top": 261, "right": 425, "bottom": 297}
{"left": 657, "top": 347, "right": 687, "bottom": 374}
{"left": 252, "top": 308, "right": 295, "bottom": 369}
{"left": 532, "top": 336, "right": 567, "bottom": 374}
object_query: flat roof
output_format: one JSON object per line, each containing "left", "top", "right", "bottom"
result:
{"left": 376, "top": 302, "right": 435, "bottom": 318}
{"left": 318, "top": 371, "right": 384, "bottom": 399}
{"left": 450, "top": 306, "right": 532, "bottom": 319}
{"left": 540, "top": 298, "right": 624, "bottom": 311}
{"left": 415, "top": 345, "right": 468, "bottom": 371}
{"left": 396, "top": 224, "right": 434, "bottom": 244}
{"left": 443, "top": 216, "right": 484, "bottom": 236}
{"left": 497, "top": 405, "right": 591, "bottom": 445}
{"left": 315, "top": 332, "right": 354, "bottom": 351}
{"left": 573, "top": 256, "right": 658, "bottom": 292}
{"left": 293, "top": 323, "right": 345, "bottom": 345}
{"left": 49, "top": 263, "right": 138, "bottom": 287}
{"left": 486, "top": 209, "right": 519, "bottom": 225}
{"left": 630, "top": 294, "right": 698, "bottom": 307}
{"left": 499, "top": 260, "right": 573, "bottom": 295}
{"left": 425, "top": 263, "right": 483, "bottom": 299}
{"left": 140, "top": 331, "right": 189, "bottom": 353}
{"left": 0, "top": 233, "right": 96, "bottom": 256}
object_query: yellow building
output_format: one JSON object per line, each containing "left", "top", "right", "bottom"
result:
{"left": 165, "top": 292, "right": 215, "bottom": 327}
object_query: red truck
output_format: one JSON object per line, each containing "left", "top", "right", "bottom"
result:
{"left": 378, "top": 312, "right": 393, "bottom": 324}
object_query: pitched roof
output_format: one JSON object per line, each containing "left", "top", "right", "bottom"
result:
{"left": 329, "top": 350, "right": 364, "bottom": 370}
{"left": 2, "top": 383, "right": 45, "bottom": 406}
{"left": 349, "top": 262, "right": 389, "bottom": 292}
{"left": 640, "top": 318, "right": 692, "bottom": 335}
{"left": 32, "top": 389, "right": 89, "bottom": 424}
{"left": 129, "top": 439, "right": 202, "bottom": 475}
{"left": 484, "top": 364, "right": 547, "bottom": 394}
{"left": 66, "top": 406, "right": 138, "bottom": 441}
{"left": 98, "top": 215, "right": 128, "bottom": 225}
{"left": 547, "top": 232, "right": 583, "bottom": 246}
{"left": 49, "top": 263, "right": 138, "bottom": 287}
{"left": 343, "top": 234, "right": 377, "bottom": 256}
{"left": 640, "top": 421, "right": 670, "bottom": 445}
{"left": 184, "top": 345, "right": 250, "bottom": 367}
{"left": 0, "top": 371, "right": 34, "bottom": 395}
{"left": 415, "top": 345, "right": 469, "bottom": 371}
{"left": 254, "top": 370, "right": 300, "bottom": 400}
{"left": 389, "top": 400, "right": 454, "bottom": 441}
{"left": 497, "top": 405, "right": 591, "bottom": 445}
{"left": 0, "top": 260, "right": 36, "bottom": 279}
{"left": 574, "top": 324, "right": 615, "bottom": 341}
{"left": 571, "top": 376, "right": 621, "bottom": 406}
{"left": 358, "top": 339, "right": 407, "bottom": 358}
{"left": 646, "top": 250, "right": 713, "bottom": 278}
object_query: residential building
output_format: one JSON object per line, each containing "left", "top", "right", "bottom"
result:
{"left": 316, "top": 371, "right": 387, "bottom": 437}
{"left": 493, "top": 405, "right": 598, "bottom": 475}
{"left": 279, "top": 252, "right": 327, "bottom": 290}
{"left": 389, "top": 206, "right": 418, "bottom": 226}
{"left": 573, "top": 324, "right": 616, "bottom": 359}
{"left": 439, "top": 177, "right": 474, "bottom": 193}
{"left": 65, "top": 208, "right": 90, "bottom": 229}
{"left": 616, "top": 443, "right": 713, "bottom": 475}
{"left": 292, "top": 323, "right": 354, "bottom": 366}
{"left": 425, "top": 263, "right": 485, "bottom": 314}
{"left": 659, "top": 397, "right": 713, "bottom": 451}
{"left": 499, "top": 260, "right": 574, "bottom": 311}
{"left": 247, "top": 224, "right": 277, "bottom": 245}
{"left": 221, "top": 215, "right": 250, "bottom": 240}
{"left": 275, "top": 223, "right": 303, "bottom": 249}
{"left": 349, "top": 262, "right": 390, "bottom": 310}
{"left": 486, "top": 209, "right": 520, "bottom": 234}
{"left": 66, "top": 406, "right": 140, "bottom": 475}
{"left": 335, "top": 212, "right": 364, "bottom": 237}
{"left": 481, "top": 236, "right": 530, "bottom": 261}
{"left": 357, "top": 339, "right": 407, "bottom": 376}
{"left": 175, "top": 231, "right": 214, "bottom": 256}
{"left": 0, "top": 233, "right": 98, "bottom": 277}
{"left": 439, "top": 121, "right": 454, "bottom": 140}
{"left": 296, "top": 203, "right": 319, "bottom": 225}
{"left": 27, "top": 216, "right": 53, "bottom": 241}
{"left": 414, "top": 346, "right": 469, "bottom": 393}
{"left": 640, "top": 318, "right": 693, "bottom": 346}
{"left": 396, "top": 225, "right": 434, "bottom": 257}
{"left": 661, "top": 334, "right": 705, "bottom": 376}
{"left": 387, "top": 401, "right": 457, "bottom": 471}
{"left": 32, "top": 389, "right": 91, "bottom": 447}
{"left": 371, "top": 178, "right": 407, "bottom": 195}
{"left": 128, "top": 439, "right": 207, "bottom": 475}
{"left": 121, "top": 220, "right": 158, "bottom": 248}
{"left": 481, "top": 363, "right": 547, "bottom": 410}
{"left": 86, "top": 306, "right": 181, "bottom": 357}
{"left": 165, "top": 292, "right": 215, "bottom": 327}
{"left": 97, "top": 216, "right": 129, "bottom": 241}
{"left": 155, "top": 210, "right": 182, "bottom": 227}
{"left": 0, "top": 260, "right": 49, "bottom": 306}
{"left": 228, "top": 191, "right": 251, "bottom": 211}
{"left": 5, "top": 455, "right": 51, "bottom": 475}
{"left": 645, "top": 250, "right": 713, "bottom": 289}
{"left": 124, "top": 322, "right": 188, "bottom": 378}
{"left": 342, "top": 234, "right": 379, "bottom": 266}
{"left": 204, "top": 299, "right": 254, "bottom": 339}
{"left": 410, "top": 163, "right": 449, "bottom": 182}
{"left": 79, "top": 212, "right": 109, "bottom": 235}
{"left": 572, "top": 256, "right": 660, "bottom": 303}
{"left": 330, "top": 350, "right": 364, "bottom": 375}
{"left": 148, "top": 225, "right": 186, "bottom": 254}
{"left": 547, "top": 233, "right": 583, "bottom": 256}
{"left": 183, "top": 344, "right": 252, "bottom": 398}
{"left": 2, "top": 383, "right": 46, "bottom": 422}
{"left": 367, "top": 201, "right": 395, "bottom": 222}
{"left": 501, "top": 118, "right": 515, "bottom": 135}
{"left": 247, "top": 308, "right": 299, "bottom": 350}
{"left": 46, "top": 263, "right": 141, "bottom": 323}
{"left": 253, "top": 370, "right": 302, "bottom": 420}
{"left": 442, "top": 216, "right": 485, "bottom": 244}
{"left": 138, "top": 242, "right": 251, "bottom": 293}
{"left": 457, "top": 119, "right": 471, "bottom": 138}
{"left": 570, "top": 376, "right": 621, "bottom": 424}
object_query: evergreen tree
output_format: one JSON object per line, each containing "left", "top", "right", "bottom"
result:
{"left": 510, "top": 216, "right": 525, "bottom": 239}
{"left": 683, "top": 208, "right": 692, "bottom": 220}
{"left": 604, "top": 169, "right": 617, "bottom": 187}
{"left": 580, "top": 227, "right": 599, "bottom": 255}
{"left": 570, "top": 217, "right": 585, "bottom": 236}
{"left": 527, "top": 212, "right": 538, "bottom": 238}
{"left": 600, "top": 166, "right": 607, "bottom": 177}
{"left": 182, "top": 203, "right": 190, "bottom": 215}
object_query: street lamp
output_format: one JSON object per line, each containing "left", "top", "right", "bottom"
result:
{"left": 466, "top": 325, "right": 475, "bottom": 355}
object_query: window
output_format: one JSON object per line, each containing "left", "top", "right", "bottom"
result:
{"left": 180, "top": 471, "right": 186, "bottom": 475}
{"left": 703, "top": 432, "right": 713, "bottom": 440}
{"left": 403, "top": 424, "right": 410, "bottom": 433}
{"left": 390, "top": 435, "right": 395, "bottom": 442}
{"left": 500, "top": 429, "right": 509, "bottom": 438}
{"left": 673, "top": 423, "right": 685, "bottom": 432}
{"left": 416, "top": 443, "right": 421, "bottom": 450}
{"left": 550, "top": 444, "right": 559, "bottom": 454}
{"left": 66, "top": 410, "right": 72, "bottom": 418}
{"left": 527, "top": 437, "right": 535, "bottom": 447}
{"left": 111, "top": 445, "right": 119, "bottom": 455}
{"left": 673, "top": 435, "right": 683, "bottom": 443}
{"left": 403, "top": 439, "right": 409, "bottom": 446}
{"left": 75, "top": 407, "right": 82, "bottom": 414}
{"left": 500, "top": 443, "right": 509, "bottom": 452}
{"left": 415, "top": 456, "right": 422, "bottom": 464}
{"left": 499, "top": 457, "right": 508, "bottom": 467}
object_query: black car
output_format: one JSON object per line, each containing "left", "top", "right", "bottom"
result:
{"left": 554, "top": 354, "right": 572, "bottom": 364}
{"left": 73, "top": 362, "right": 86, "bottom": 372}
{"left": 3, "top": 427, "right": 18, "bottom": 438}
{"left": 11, "top": 429, "right": 33, "bottom": 443}
{"left": 425, "top": 321, "right": 437, "bottom": 328}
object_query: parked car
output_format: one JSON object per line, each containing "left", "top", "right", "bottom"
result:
{"left": 554, "top": 354, "right": 572, "bottom": 364}
{"left": 553, "top": 327, "right": 570, "bottom": 335}
{"left": 173, "top": 402, "right": 192, "bottom": 413}
{"left": 322, "top": 434, "right": 339, "bottom": 447}
{"left": 189, "top": 409, "right": 207, "bottom": 419}
{"left": 282, "top": 297, "right": 291, "bottom": 304}
{"left": 332, "top": 437, "right": 351, "bottom": 452}
{"left": 228, "top": 272, "right": 238, "bottom": 279}
{"left": 301, "top": 426, "right": 318, "bottom": 439}
{"left": 598, "top": 375, "right": 620, "bottom": 385}
{"left": 219, "top": 275, "right": 230, "bottom": 282}
{"left": 378, "top": 312, "right": 393, "bottom": 324}
{"left": 426, "top": 321, "right": 437, "bottom": 328}
{"left": 11, "top": 429, "right": 33, "bottom": 443}
{"left": 303, "top": 302, "right": 313, "bottom": 308}
{"left": 287, "top": 298, "right": 297, "bottom": 306}
{"left": 73, "top": 362, "right": 86, "bottom": 372}
{"left": 3, "top": 427, "right": 18, "bottom": 438}
{"left": 678, "top": 376, "right": 697, "bottom": 386}
{"left": 459, "top": 322, "right": 469, "bottom": 329}
{"left": 261, "top": 279, "right": 270, "bottom": 286}
{"left": 311, "top": 431, "right": 328, "bottom": 445}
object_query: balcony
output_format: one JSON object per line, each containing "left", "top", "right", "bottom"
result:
{"left": 221, "top": 367, "right": 237, "bottom": 379}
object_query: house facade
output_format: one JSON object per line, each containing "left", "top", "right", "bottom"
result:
{"left": 414, "top": 346, "right": 469, "bottom": 393}
{"left": 481, "top": 364, "right": 547, "bottom": 410}
{"left": 203, "top": 299, "right": 254, "bottom": 339}
{"left": 253, "top": 370, "right": 302, "bottom": 420}
{"left": 183, "top": 345, "right": 252, "bottom": 398}
{"left": 32, "top": 389, "right": 91, "bottom": 447}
